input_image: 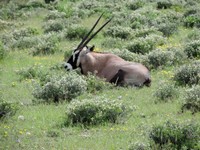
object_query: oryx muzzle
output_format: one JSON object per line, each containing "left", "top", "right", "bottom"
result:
{"left": 64, "top": 14, "right": 151, "bottom": 87}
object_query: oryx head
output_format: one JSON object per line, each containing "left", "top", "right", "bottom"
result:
{"left": 64, "top": 14, "right": 112, "bottom": 71}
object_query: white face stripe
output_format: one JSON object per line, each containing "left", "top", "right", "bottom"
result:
{"left": 72, "top": 50, "right": 80, "bottom": 62}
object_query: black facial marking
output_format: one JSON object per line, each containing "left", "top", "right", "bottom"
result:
{"left": 67, "top": 50, "right": 81, "bottom": 69}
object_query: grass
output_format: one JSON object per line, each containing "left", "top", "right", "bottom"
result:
{"left": 1, "top": 0, "right": 200, "bottom": 149}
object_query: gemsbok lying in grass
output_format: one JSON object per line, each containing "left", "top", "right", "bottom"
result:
{"left": 64, "top": 14, "right": 151, "bottom": 87}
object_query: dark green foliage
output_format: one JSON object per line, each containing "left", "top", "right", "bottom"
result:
{"left": 157, "top": 0, "right": 173, "bottom": 9}
{"left": 0, "top": 99, "right": 18, "bottom": 120}
{"left": 127, "top": 0, "right": 145, "bottom": 10}
{"left": 182, "top": 85, "right": 200, "bottom": 113}
{"left": 44, "top": 0, "right": 55, "bottom": 4}
{"left": 32, "top": 72, "right": 87, "bottom": 103}
{"left": 0, "top": 41, "right": 5, "bottom": 60}
{"left": 184, "top": 40, "right": 200, "bottom": 58}
{"left": 173, "top": 61, "right": 200, "bottom": 86}
{"left": 149, "top": 121, "right": 200, "bottom": 149}
{"left": 65, "top": 25, "right": 89, "bottom": 40}
{"left": 65, "top": 96, "right": 128, "bottom": 126}
{"left": 184, "top": 7, "right": 200, "bottom": 28}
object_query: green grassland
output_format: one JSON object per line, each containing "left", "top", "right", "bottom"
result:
{"left": 0, "top": 0, "right": 200, "bottom": 149}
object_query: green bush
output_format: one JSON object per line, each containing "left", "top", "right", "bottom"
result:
{"left": 147, "top": 49, "right": 173, "bottom": 69}
{"left": 182, "top": 85, "right": 200, "bottom": 114}
{"left": 31, "top": 34, "right": 60, "bottom": 56}
{"left": 108, "top": 49, "right": 141, "bottom": 62}
{"left": 85, "top": 73, "right": 114, "bottom": 93}
{"left": 65, "top": 96, "right": 128, "bottom": 126}
{"left": 127, "top": 0, "right": 145, "bottom": 10}
{"left": 65, "top": 25, "right": 89, "bottom": 40}
{"left": 153, "top": 82, "right": 178, "bottom": 102}
{"left": 129, "top": 142, "right": 150, "bottom": 150}
{"left": 12, "top": 27, "right": 39, "bottom": 40}
{"left": 184, "top": 40, "right": 200, "bottom": 58}
{"left": 0, "top": 99, "right": 18, "bottom": 120}
{"left": 43, "top": 20, "right": 65, "bottom": 33}
{"left": 17, "top": 64, "right": 47, "bottom": 81}
{"left": 149, "top": 121, "right": 200, "bottom": 149}
{"left": 156, "top": 0, "right": 173, "bottom": 9}
{"left": 104, "top": 26, "right": 132, "bottom": 39}
{"left": 0, "top": 41, "right": 5, "bottom": 60}
{"left": 184, "top": 7, "right": 200, "bottom": 28}
{"left": 157, "top": 22, "right": 178, "bottom": 37}
{"left": 32, "top": 72, "right": 87, "bottom": 103}
{"left": 127, "top": 34, "right": 165, "bottom": 54}
{"left": 173, "top": 61, "right": 200, "bottom": 86}
{"left": 44, "top": 11, "right": 66, "bottom": 21}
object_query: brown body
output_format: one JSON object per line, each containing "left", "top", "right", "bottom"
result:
{"left": 78, "top": 49, "right": 151, "bottom": 86}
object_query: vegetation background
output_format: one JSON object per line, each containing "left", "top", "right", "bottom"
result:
{"left": 0, "top": 0, "right": 200, "bottom": 149}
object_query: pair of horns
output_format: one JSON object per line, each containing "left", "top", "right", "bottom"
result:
{"left": 77, "top": 13, "right": 112, "bottom": 50}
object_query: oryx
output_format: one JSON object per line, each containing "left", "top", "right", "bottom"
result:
{"left": 64, "top": 14, "right": 151, "bottom": 87}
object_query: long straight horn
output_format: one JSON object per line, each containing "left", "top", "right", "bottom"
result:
{"left": 80, "top": 17, "right": 112, "bottom": 49}
{"left": 77, "top": 13, "right": 104, "bottom": 49}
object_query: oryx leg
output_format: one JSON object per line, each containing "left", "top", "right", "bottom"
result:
{"left": 110, "top": 69, "right": 125, "bottom": 86}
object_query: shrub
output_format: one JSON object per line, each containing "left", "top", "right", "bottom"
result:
{"left": 129, "top": 142, "right": 150, "bottom": 150}
{"left": 147, "top": 49, "right": 173, "bottom": 69}
{"left": 156, "top": 0, "right": 173, "bottom": 9}
{"left": 19, "top": 0, "right": 45, "bottom": 9}
{"left": 44, "top": 0, "right": 56, "bottom": 4}
{"left": 43, "top": 20, "right": 64, "bottom": 33}
{"left": 32, "top": 72, "right": 87, "bottom": 103}
{"left": 173, "top": 61, "right": 200, "bottom": 86}
{"left": 0, "top": 99, "right": 18, "bottom": 120}
{"left": 12, "top": 27, "right": 39, "bottom": 40}
{"left": 65, "top": 96, "right": 128, "bottom": 126}
{"left": 184, "top": 40, "right": 200, "bottom": 58}
{"left": 149, "top": 121, "right": 200, "bottom": 149}
{"left": 0, "top": 41, "right": 6, "bottom": 60}
{"left": 127, "top": 34, "right": 165, "bottom": 54}
{"left": 104, "top": 26, "right": 132, "bottom": 39}
{"left": 108, "top": 49, "right": 141, "bottom": 62}
{"left": 44, "top": 11, "right": 66, "bottom": 21}
{"left": 127, "top": 0, "right": 145, "bottom": 10}
{"left": 65, "top": 25, "right": 89, "bottom": 40}
{"left": 31, "top": 34, "right": 60, "bottom": 56}
{"left": 184, "top": 15, "right": 200, "bottom": 28}
{"left": 153, "top": 82, "right": 178, "bottom": 102}
{"left": 182, "top": 85, "right": 200, "bottom": 114}
{"left": 85, "top": 73, "right": 114, "bottom": 93}
{"left": 183, "top": 7, "right": 200, "bottom": 28}
{"left": 157, "top": 22, "right": 178, "bottom": 37}
{"left": 17, "top": 64, "right": 47, "bottom": 81}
